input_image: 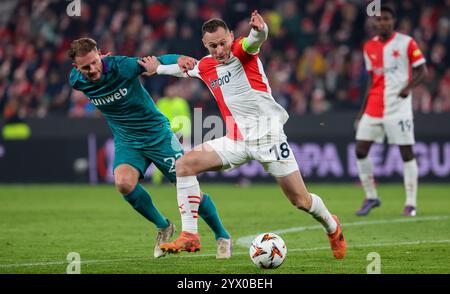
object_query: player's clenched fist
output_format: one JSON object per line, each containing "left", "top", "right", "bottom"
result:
{"left": 177, "top": 56, "right": 197, "bottom": 72}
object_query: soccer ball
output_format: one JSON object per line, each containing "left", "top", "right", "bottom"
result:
{"left": 249, "top": 233, "right": 287, "bottom": 269}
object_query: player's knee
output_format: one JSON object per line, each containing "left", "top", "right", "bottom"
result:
{"left": 401, "top": 153, "right": 415, "bottom": 162}
{"left": 115, "top": 175, "right": 137, "bottom": 195}
{"left": 175, "top": 158, "right": 195, "bottom": 176}
{"left": 400, "top": 147, "right": 415, "bottom": 162}
{"left": 355, "top": 145, "right": 369, "bottom": 159}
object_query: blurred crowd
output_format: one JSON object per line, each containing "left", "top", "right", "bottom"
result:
{"left": 1, "top": 0, "right": 449, "bottom": 122}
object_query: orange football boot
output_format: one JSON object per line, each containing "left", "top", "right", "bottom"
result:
{"left": 327, "top": 215, "right": 346, "bottom": 259}
{"left": 159, "top": 231, "right": 201, "bottom": 254}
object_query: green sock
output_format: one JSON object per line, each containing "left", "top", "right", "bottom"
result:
{"left": 123, "top": 184, "right": 169, "bottom": 229}
{"left": 198, "top": 193, "right": 230, "bottom": 240}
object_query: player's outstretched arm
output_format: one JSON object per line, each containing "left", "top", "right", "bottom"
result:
{"left": 176, "top": 56, "right": 197, "bottom": 72}
{"left": 156, "top": 54, "right": 196, "bottom": 71}
{"left": 155, "top": 54, "right": 180, "bottom": 66}
{"left": 138, "top": 56, "right": 196, "bottom": 78}
{"left": 138, "top": 56, "right": 162, "bottom": 77}
{"left": 242, "top": 10, "right": 269, "bottom": 54}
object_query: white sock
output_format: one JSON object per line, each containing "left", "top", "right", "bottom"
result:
{"left": 176, "top": 176, "right": 201, "bottom": 234}
{"left": 356, "top": 157, "right": 379, "bottom": 199}
{"left": 309, "top": 193, "right": 337, "bottom": 234}
{"left": 404, "top": 159, "right": 418, "bottom": 207}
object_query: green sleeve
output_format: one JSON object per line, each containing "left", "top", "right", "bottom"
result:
{"left": 157, "top": 54, "right": 181, "bottom": 65}
{"left": 117, "top": 55, "right": 180, "bottom": 78}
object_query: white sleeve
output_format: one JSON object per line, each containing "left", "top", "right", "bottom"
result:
{"left": 156, "top": 63, "right": 200, "bottom": 78}
{"left": 243, "top": 24, "right": 268, "bottom": 54}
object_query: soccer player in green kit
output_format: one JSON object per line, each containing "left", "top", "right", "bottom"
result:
{"left": 68, "top": 38, "right": 231, "bottom": 259}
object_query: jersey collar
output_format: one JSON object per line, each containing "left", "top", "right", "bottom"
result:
{"left": 97, "top": 58, "right": 110, "bottom": 83}
{"left": 377, "top": 32, "right": 397, "bottom": 46}
{"left": 102, "top": 58, "right": 111, "bottom": 73}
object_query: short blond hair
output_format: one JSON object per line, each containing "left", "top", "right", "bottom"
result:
{"left": 67, "top": 38, "right": 97, "bottom": 60}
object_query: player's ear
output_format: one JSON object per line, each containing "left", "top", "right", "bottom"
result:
{"left": 230, "top": 31, "right": 234, "bottom": 42}
{"left": 98, "top": 49, "right": 111, "bottom": 59}
{"left": 202, "top": 37, "right": 208, "bottom": 49}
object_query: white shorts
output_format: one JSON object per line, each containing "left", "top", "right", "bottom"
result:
{"left": 356, "top": 114, "right": 415, "bottom": 145}
{"left": 205, "top": 130, "right": 299, "bottom": 177}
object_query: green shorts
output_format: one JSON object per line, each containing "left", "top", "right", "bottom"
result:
{"left": 113, "top": 132, "right": 184, "bottom": 182}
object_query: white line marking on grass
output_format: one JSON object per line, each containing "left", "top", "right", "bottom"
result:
{"left": 176, "top": 239, "right": 450, "bottom": 257}
{"left": 1, "top": 239, "right": 449, "bottom": 269}
{"left": 236, "top": 215, "right": 450, "bottom": 247}
{"left": 0, "top": 257, "right": 152, "bottom": 268}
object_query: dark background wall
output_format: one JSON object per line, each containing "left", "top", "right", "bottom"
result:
{"left": 1, "top": 113, "right": 449, "bottom": 183}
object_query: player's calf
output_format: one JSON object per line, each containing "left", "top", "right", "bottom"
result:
{"left": 288, "top": 194, "right": 312, "bottom": 211}
{"left": 115, "top": 181, "right": 136, "bottom": 195}
{"left": 175, "top": 155, "right": 200, "bottom": 177}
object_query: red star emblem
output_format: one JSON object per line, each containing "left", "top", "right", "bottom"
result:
{"left": 392, "top": 50, "right": 400, "bottom": 58}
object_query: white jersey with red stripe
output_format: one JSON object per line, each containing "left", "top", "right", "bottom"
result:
{"left": 159, "top": 37, "right": 289, "bottom": 142}
{"left": 363, "top": 32, "right": 426, "bottom": 118}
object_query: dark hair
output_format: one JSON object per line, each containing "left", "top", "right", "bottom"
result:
{"left": 201, "top": 18, "right": 229, "bottom": 36}
{"left": 67, "top": 38, "right": 97, "bottom": 60}
{"left": 381, "top": 5, "right": 396, "bottom": 18}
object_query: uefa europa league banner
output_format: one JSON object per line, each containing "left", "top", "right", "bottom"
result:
{"left": 1, "top": 137, "right": 449, "bottom": 183}
{"left": 1, "top": 114, "right": 449, "bottom": 183}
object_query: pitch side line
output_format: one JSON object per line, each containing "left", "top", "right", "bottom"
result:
{"left": 236, "top": 215, "right": 450, "bottom": 247}
{"left": 0, "top": 216, "right": 448, "bottom": 269}
{"left": 1, "top": 239, "right": 450, "bottom": 268}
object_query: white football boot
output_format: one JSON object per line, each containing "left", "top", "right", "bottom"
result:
{"left": 154, "top": 220, "right": 176, "bottom": 258}
{"left": 216, "top": 237, "right": 232, "bottom": 259}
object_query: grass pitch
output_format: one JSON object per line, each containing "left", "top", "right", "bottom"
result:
{"left": 0, "top": 183, "right": 449, "bottom": 274}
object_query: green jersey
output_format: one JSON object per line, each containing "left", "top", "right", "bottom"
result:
{"left": 69, "top": 55, "right": 180, "bottom": 148}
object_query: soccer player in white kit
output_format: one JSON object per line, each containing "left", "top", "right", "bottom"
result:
{"left": 139, "top": 11, "right": 346, "bottom": 259}
{"left": 355, "top": 6, "right": 428, "bottom": 217}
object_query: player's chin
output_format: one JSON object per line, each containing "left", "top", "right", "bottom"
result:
{"left": 216, "top": 56, "right": 229, "bottom": 63}
{"left": 379, "top": 28, "right": 391, "bottom": 35}
{"left": 89, "top": 73, "right": 101, "bottom": 82}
